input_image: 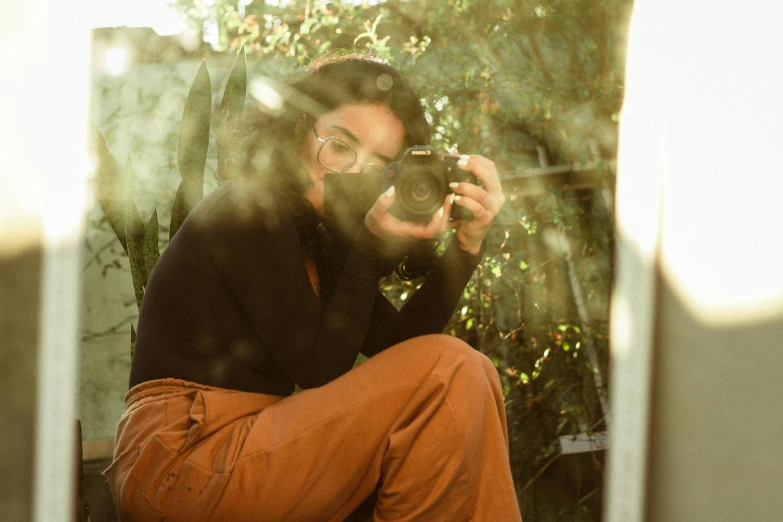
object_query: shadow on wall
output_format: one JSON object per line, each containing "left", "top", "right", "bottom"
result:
{"left": 0, "top": 246, "right": 43, "bottom": 522}
{"left": 646, "top": 271, "right": 783, "bottom": 521}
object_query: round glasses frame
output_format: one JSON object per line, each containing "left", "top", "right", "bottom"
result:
{"left": 312, "top": 126, "right": 386, "bottom": 176}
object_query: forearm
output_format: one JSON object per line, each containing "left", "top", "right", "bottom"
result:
{"left": 285, "top": 226, "right": 385, "bottom": 387}
{"left": 207, "top": 186, "right": 386, "bottom": 389}
{"left": 361, "top": 237, "right": 486, "bottom": 356}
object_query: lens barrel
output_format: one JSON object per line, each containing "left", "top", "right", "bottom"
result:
{"left": 386, "top": 145, "right": 478, "bottom": 223}
{"left": 396, "top": 164, "right": 447, "bottom": 221}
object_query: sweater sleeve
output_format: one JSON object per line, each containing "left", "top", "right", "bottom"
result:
{"left": 200, "top": 187, "right": 385, "bottom": 389}
{"left": 361, "top": 238, "right": 487, "bottom": 356}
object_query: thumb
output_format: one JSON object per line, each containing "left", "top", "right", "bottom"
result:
{"left": 375, "top": 185, "right": 396, "bottom": 212}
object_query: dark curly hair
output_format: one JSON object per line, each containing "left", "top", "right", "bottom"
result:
{"left": 221, "top": 53, "right": 439, "bottom": 297}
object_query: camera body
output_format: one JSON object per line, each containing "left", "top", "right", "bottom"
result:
{"left": 383, "top": 145, "right": 478, "bottom": 223}
{"left": 323, "top": 146, "right": 478, "bottom": 241}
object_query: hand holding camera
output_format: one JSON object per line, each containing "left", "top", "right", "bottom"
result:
{"left": 365, "top": 146, "right": 505, "bottom": 254}
{"left": 324, "top": 146, "right": 504, "bottom": 253}
{"left": 442, "top": 153, "right": 505, "bottom": 255}
{"left": 382, "top": 146, "right": 478, "bottom": 223}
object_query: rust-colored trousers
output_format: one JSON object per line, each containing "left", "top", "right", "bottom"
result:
{"left": 105, "top": 335, "right": 522, "bottom": 521}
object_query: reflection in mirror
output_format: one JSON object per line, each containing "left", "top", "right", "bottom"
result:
{"left": 78, "top": 2, "right": 633, "bottom": 520}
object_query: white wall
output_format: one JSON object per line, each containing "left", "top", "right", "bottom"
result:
{"left": 607, "top": 2, "right": 783, "bottom": 521}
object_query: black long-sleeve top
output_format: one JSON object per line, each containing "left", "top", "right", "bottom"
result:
{"left": 129, "top": 180, "right": 485, "bottom": 396}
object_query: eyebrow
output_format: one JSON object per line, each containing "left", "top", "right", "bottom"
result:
{"left": 330, "top": 125, "right": 395, "bottom": 164}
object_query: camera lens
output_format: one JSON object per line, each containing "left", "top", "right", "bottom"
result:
{"left": 388, "top": 145, "right": 450, "bottom": 223}
{"left": 397, "top": 166, "right": 444, "bottom": 220}
{"left": 411, "top": 180, "right": 432, "bottom": 201}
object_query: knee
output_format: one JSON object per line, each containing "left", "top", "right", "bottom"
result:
{"left": 381, "top": 334, "right": 500, "bottom": 388}
{"left": 403, "top": 334, "right": 475, "bottom": 361}
{"left": 412, "top": 334, "right": 499, "bottom": 384}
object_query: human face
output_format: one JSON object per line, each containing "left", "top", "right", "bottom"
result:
{"left": 300, "top": 103, "right": 406, "bottom": 216}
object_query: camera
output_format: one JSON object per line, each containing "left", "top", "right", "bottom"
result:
{"left": 323, "top": 146, "right": 478, "bottom": 240}
{"left": 383, "top": 146, "right": 478, "bottom": 223}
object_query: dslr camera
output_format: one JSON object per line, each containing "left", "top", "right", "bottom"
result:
{"left": 383, "top": 145, "right": 478, "bottom": 223}
{"left": 323, "top": 146, "right": 478, "bottom": 240}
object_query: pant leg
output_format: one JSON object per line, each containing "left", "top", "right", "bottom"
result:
{"left": 208, "top": 334, "right": 521, "bottom": 522}
{"left": 105, "top": 380, "right": 285, "bottom": 522}
{"left": 108, "top": 335, "right": 522, "bottom": 522}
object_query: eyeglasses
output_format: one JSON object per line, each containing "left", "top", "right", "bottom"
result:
{"left": 312, "top": 126, "right": 387, "bottom": 176}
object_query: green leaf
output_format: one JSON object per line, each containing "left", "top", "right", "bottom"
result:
{"left": 519, "top": 372, "right": 530, "bottom": 384}
{"left": 466, "top": 318, "right": 474, "bottom": 330}
{"left": 518, "top": 260, "right": 529, "bottom": 270}
{"left": 217, "top": 48, "right": 247, "bottom": 183}
{"left": 123, "top": 157, "right": 146, "bottom": 309}
{"left": 171, "top": 60, "right": 211, "bottom": 240}
{"left": 130, "top": 323, "right": 136, "bottom": 361}
{"left": 563, "top": 342, "right": 571, "bottom": 352}
{"left": 91, "top": 122, "right": 128, "bottom": 254}
{"left": 143, "top": 209, "right": 160, "bottom": 278}
{"left": 557, "top": 324, "right": 568, "bottom": 332}
{"left": 300, "top": 18, "right": 317, "bottom": 35}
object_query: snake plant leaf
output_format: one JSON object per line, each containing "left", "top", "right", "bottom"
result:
{"left": 126, "top": 223, "right": 145, "bottom": 310}
{"left": 123, "top": 156, "right": 147, "bottom": 309}
{"left": 91, "top": 121, "right": 129, "bottom": 254}
{"left": 169, "top": 179, "right": 198, "bottom": 241}
{"left": 171, "top": 60, "right": 211, "bottom": 240}
{"left": 143, "top": 209, "right": 160, "bottom": 278}
{"left": 130, "top": 323, "right": 136, "bottom": 361}
{"left": 217, "top": 48, "right": 247, "bottom": 183}
{"left": 221, "top": 47, "right": 246, "bottom": 122}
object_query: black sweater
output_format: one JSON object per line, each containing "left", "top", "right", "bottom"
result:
{"left": 129, "top": 180, "right": 485, "bottom": 396}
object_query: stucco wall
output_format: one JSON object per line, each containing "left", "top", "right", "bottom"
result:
{"left": 80, "top": 58, "right": 228, "bottom": 441}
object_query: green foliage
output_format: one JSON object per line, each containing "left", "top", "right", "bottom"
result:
{"left": 130, "top": 323, "right": 136, "bottom": 360}
{"left": 171, "top": 60, "right": 212, "bottom": 240}
{"left": 91, "top": 122, "right": 132, "bottom": 254}
{"left": 143, "top": 209, "right": 161, "bottom": 278}
{"left": 123, "top": 157, "right": 147, "bottom": 309}
{"left": 168, "top": 0, "right": 631, "bottom": 167}
{"left": 93, "top": 49, "right": 249, "bottom": 315}
{"left": 217, "top": 48, "right": 248, "bottom": 181}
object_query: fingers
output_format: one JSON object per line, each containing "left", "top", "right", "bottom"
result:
{"left": 366, "top": 190, "right": 452, "bottom": 240}
{"left": 447, "top": 153, "right": 505, "bottom": 254}
{"left": 385, "top": 212, "right": 443, "bottom": 239}
{"left": 374, "top": 185, "right": 396, "bottom": 212}
{"left": 450, "top": 181, "right": 489, "bottom": 208}
{"left": 450, "top": 182, "right": 504, "bottom": 217}
{"left": 452, "top": 194, "right": 490, "bottom": 222}
{"left": 365, "top": 186, "right": 397, "bottom": 239}
{"left": 395, "top": 193, "right": 452, "bottom": 238}
{"left": 455, "top": 154, "right": 504, "bottom": 198}
{"left": 450, "top": 153, "right": 505, "bottom": 222}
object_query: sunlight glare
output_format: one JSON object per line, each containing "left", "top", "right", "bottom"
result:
{"left": 105, "top": 46, "right": 130, "bottom": 76}
{"left": 657, "top": 5, "right": 783, "bottom": 325}
{"left": 250, "top": 78, "right": 284, "bottom": 112}
{"left": 86, "top": 0, "right": 184, "bottom": 36}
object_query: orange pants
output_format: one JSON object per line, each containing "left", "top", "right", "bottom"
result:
{"left": 105, "top": 335, "right": 522, "bottom": 521}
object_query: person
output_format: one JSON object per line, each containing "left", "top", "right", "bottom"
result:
{"left": 105, "top": 53, "right": 521, "bottom": 522}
